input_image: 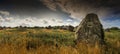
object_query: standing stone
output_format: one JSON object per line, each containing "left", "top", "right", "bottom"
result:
{"left": 75, "top": 13, "right": 104, "bottom": 44}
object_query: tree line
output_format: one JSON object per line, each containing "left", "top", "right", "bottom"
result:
{"left": 0, "top": 25, "right": 120, "bottom": 32}
{"left": 0, "top": 25, "right": 75, "bottom": 32}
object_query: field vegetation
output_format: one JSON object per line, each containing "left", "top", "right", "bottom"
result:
{"left": 0, "top": 27, "right": 120, "bottom": 54}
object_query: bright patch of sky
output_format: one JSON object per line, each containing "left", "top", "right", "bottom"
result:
{"left": 0, "top": 11, "right": 120, "bottom": 28}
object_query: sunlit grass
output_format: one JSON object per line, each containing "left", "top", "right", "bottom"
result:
{"left": 0, "top": 28, "right": 120, "bottom": 54}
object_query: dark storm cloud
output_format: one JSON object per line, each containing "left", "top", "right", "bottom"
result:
{"left": 41, "top": 0, "right": 120, "bottom": 19}
{"left": 0, "top": 0, "right": 54, "bottom": 17}
{"left": 0, "top": 0, "right": 119, "bottom": 19}
{"left": 0, "top": 0, "right": 120, "bottom": 27}
{"left": 0, "top": 0, "right": 73, "bottom": 20}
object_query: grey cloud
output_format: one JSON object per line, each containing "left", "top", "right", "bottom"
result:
{"left": 41, "top": 0, "right": 119, "bottom": 19}
{"left": 66, "top": 19, "right": 72, "bottom": 22}
{"left": 51, "top": 18, "right": 56, "bottom": 22}
{"left": 0, "top": 16, "right": 4, "bottom": 22}
{"left": 57, "top": 20, "right": 63, "bottom": 23}
{"left": 0, "top": 11, "right": 10, "bottom": 16}
{"left": 25, "top": 18, "right": 34, "bottom": 22}
{"left": 4, "top": 17, "right": 13, "bottom": 22}
{"left": 43, "top": 20, "right": 48, "bottom": 24}
{"left": 0, "top": 11, "right": 14, "bottom": 22}
{"left": 20, "top": 23, "right": 30, "bottom": 27}
{"left": 0, "top": 16, "right": 13, "bottom": 22}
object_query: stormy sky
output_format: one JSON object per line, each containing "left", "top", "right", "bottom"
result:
{"left": 0, "top": 0, "right": 120, "bottom": 28}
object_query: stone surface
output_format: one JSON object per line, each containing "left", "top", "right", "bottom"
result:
{"left": 75, "top": 13, "right": 104, "bottom": 44}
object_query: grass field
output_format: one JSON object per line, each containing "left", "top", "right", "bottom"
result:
{"left": 0, "top": 28, "right": 120, "bottom": 54}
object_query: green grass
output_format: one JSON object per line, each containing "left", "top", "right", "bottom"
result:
{"left": 0, "top": 28, "right": 120, "bottom": 54}
{"left": 0, "top": 28, "right": 120, "bottom": 45}
{"left": 0, "top": 29, "right": 75, "bottom": 46}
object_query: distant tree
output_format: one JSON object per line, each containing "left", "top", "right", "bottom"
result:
{"left": 19, "top": 26, "right": 23, "bottom": 28}
{"left": 61, "top": 25, "right": 67, "bottom": 30}
{"left": 46, "top": 25, "right": 52, "bottom": 29}
{"left": 105, "top": 28, "right": 110, "bottom": 32}
{"left": 7, "top": 27, "right": 11, "bottom": 29}
{"left": 34, "top": 26, "right": 39, "bottom": 29}
{"left": 0, "top": 26, "right": 3, "bottom": 30}
{"left": 3, "top": 26, "right": 6, "bottom": 29}
{"left": 110, "top": 27, "right": 119, "bottom": 30}
{"left": 53, "top": 26, "right": 58, "bottom": 29}
{"left": 68, "top": 25, "right": 74, "bottom": 32}
{"left": 17, "top": 26, "right": 27, "bottom": 31}
{"left": 23, "top": 26, "right": 27, "bottom": 28}
{"left": 40, "top": 27, "right": 44, "bottom": 29}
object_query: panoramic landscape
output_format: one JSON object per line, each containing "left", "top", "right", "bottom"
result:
{"left": 0, "top": 0, "right": 120, "bottom": 54}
